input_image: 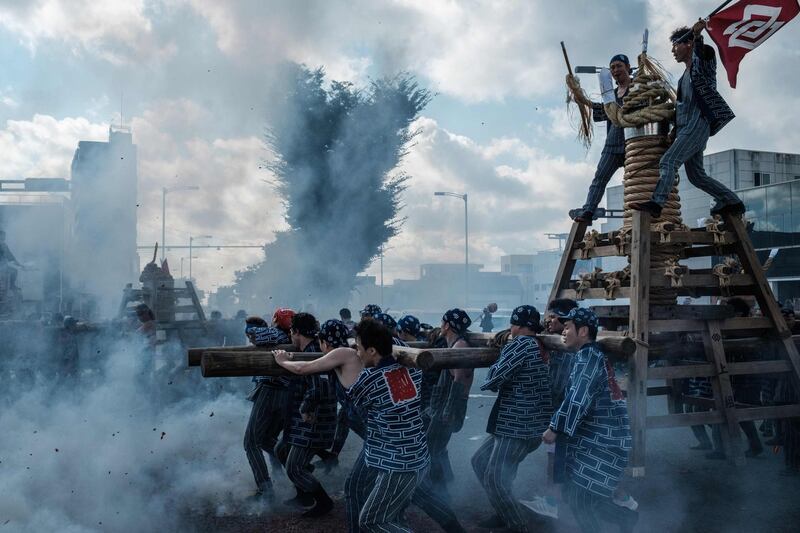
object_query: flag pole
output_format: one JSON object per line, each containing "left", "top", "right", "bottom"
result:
{"left": 708, "top": 0, "right": 738, "bottom": 19}
{"left": 676, "top": 0, "right": 738, "bottom": 43}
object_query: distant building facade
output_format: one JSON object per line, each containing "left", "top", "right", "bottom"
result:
{"left": 70, "top": 126, "right": 139, "bottom": 316}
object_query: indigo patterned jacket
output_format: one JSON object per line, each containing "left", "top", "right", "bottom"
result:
{"left": 550, "top": 341, "right": 631, "bottom": 498}
{"left": 679, "top": 35, "right": 734, "bottom": 136}
{"left": 247, "top": 326, "right": 291, "bottom": 388}
{"left": 482, "top": 335, "right": 552, "bottom": 439}
{"left": 284, "top": 340, "right": 338, "bottom": 449}
{"left": 347, "top": 356, "right": 429, "bottom": 472}
{"left": 548, "top": 349, "right": 575, "bottom": 408}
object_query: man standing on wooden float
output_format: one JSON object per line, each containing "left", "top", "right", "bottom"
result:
{"left": 241, "top": 310, "right": 293, "bottom": 504}
{"left": 542, "top": 308, "right": 638, "bottom": 532}
{"left": 472, "top": 305, "right": 552, "bottom": 533}
{"left": 569, "top": 54, "right": 633, "bottom": 224}
{"left": 630, "top": 19, "right": 742, "bottom": 218}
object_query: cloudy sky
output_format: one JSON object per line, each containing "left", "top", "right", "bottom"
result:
{"left": 0, "top": 0, "right": 797, "bottom": 294}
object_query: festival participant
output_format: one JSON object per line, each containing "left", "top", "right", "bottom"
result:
{"left": 542, "top": 308, "right": 638, "bottom": 532}
{"left": 427, "top": 308, "right": 474, "bottom": 490}
{"left": 524, "top": 298, "right": 578, "bottom": 519}
{"left": 398, "top": 315, "right": 424, "bottom": 343}
{"left": 630, "top": 20, "right": 741, "bottom": 218}
{"left": 479, "top": 303, "right": 498, "bottom": 332}
{"left": 569, "top": 54, "right": 633, "bottom": 223}
{"left": 275, "top": 312, "right": 338, "bottom": 517}
{"left": 276, "top": 319, "right": 364, "bottom": 473}
{"left": 360, "top": 304, "right": 382, "bottom": 319}
{"left": 340, "top": 308, "right": 356, "bottom": 332}
{"left": 372, "top": 312, "right": 408, "bottom": 346}
{"left": 241, "top": 310, "right": 293, "bottom": 503}
{"left": 472, "top": 305, "right": 551, "bottom": 533}
{"left": 345, "top": 319, "right": 465, "bottom": 533}
{"left": 0, "top": 229, "right": 22, "bottom": 290}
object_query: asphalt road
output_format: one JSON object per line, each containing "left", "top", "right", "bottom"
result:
{"left": 198, "top": 367, "right": 800, "bottom": 532}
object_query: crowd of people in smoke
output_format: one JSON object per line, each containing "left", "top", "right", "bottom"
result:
{"left": 206, "top": 291, "right": 800, "bottom": 533}
{"left": 225, "top": 300, "right": 638, "bottom": 532}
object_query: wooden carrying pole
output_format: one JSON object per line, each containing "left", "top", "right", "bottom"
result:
{"left": 201, "top": 351, "right": 320, "bottom": 377}
{"left": 198, "top": 335, "right": 637, "bottom": 377}
{"left": 188, "top": 344, "right": 294, "bottom": 366}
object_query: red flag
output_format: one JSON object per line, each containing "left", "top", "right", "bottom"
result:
{"left": 707, "top": 0, "right": 800, "bottom": 88}
{"left": 161, "top": 258, "right": 171, "bottom": 276}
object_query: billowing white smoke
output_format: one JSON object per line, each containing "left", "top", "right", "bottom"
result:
{"left": 0, "top": 337, "right": 253, "bottom": 532}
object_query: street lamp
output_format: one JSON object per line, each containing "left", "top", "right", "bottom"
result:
{"left": 434, "top": 191, "right": 469, "bottom": 308}
{"left": 162, "top": 185, "right": 200, "bottom": 262}
{"left": 189, "top": 234, "right": 212, "bottom": 280}
{"left": 179, "top": 256, "right": 198, "bottom": 279}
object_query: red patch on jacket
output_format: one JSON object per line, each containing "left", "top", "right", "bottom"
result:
{"left": 605, "top": 359, "right": 624, "bottom": 401}
{"left": 384, "top": 367, "right": 418, "bottom": 404}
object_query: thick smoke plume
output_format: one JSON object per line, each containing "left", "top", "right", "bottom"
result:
{"left": 0, "top": 324, "right": 253, "bottom": 532}
{"left": 232, "top": 65, "right": 431, "bottom": 313}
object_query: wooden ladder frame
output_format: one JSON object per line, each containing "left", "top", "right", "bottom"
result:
{"left": 548, "top": 210, "right": 800, "bottom": 476}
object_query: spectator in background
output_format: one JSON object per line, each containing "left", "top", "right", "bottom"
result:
{"left": 480, "top": 303, "right": 498, "bottom": 333}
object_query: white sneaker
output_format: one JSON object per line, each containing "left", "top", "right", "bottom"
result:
{"left": 520, "top": 496, "right": 558, "bottom": 519}
{"left": 613, "top": 494, "right": 639, "bottom": 511}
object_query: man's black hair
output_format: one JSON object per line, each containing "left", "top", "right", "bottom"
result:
{"left": 245, "top": 315, "right": 268, "bottom": 327}
{"left": 291, "top": 312, "right": 318, "bottom": 337}
{"left": 671, "top": 26, "right": 694, "bottom": 43}
{"left": 339, "top": 308, "right": 352, "bottom": 320}
{"left": 548, "top": 298, "right": 578, "bottom": 315}
{"left": 354, "top": 318, "right": 393, "bottom": 357}
{"left": 726, "top": 297, "right": 751, "bottom": 318}
{"left": 587, "top": 324, "right": 598, "bottom": 340}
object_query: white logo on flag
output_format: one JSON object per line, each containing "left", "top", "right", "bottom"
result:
{"left": 724, "top": 4, "right": 786, "bottom": 49}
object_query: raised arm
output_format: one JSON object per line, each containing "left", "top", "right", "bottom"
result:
{"left": 275, "top": 347, "right": 349, "bottom": 375}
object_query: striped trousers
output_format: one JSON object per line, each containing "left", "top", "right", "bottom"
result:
{"left": 471, "top": 434, "right": 540, "bottom": 531}
{"left": 564, "top": 482, "right": 637, "bottom": 533}
{"left": 345, "top": 451, "right": 419, "bottom": 532}
{"left": 285, "top": 445, "right": 322, "bottom": 492}
{"left": 346, "top": 451, "right": 462, "bottom": 533}
{"left": 243, "top": 385, "right": 287, "bottom": 488}
{"left": 582, "top": 151, "right": 625, "bottom": 212}
{"left": 653, "top": 123, "right": 739, "bottom": 208}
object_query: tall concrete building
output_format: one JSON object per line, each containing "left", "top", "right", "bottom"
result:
{"left": 70, "top": 125, "right": 139, "bottom": 317}
{"left": 606, "top": 149, "right": 800, "bottom": 304}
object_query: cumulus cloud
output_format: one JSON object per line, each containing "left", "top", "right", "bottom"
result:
{"left": 367, "top": 116, "right": 598, "bottom": 281}
{"left": 0, "top": 114, "right": 107, "bottom": 177}
{"left": 0, "top": 0, "right": 174, "bottom": 64}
